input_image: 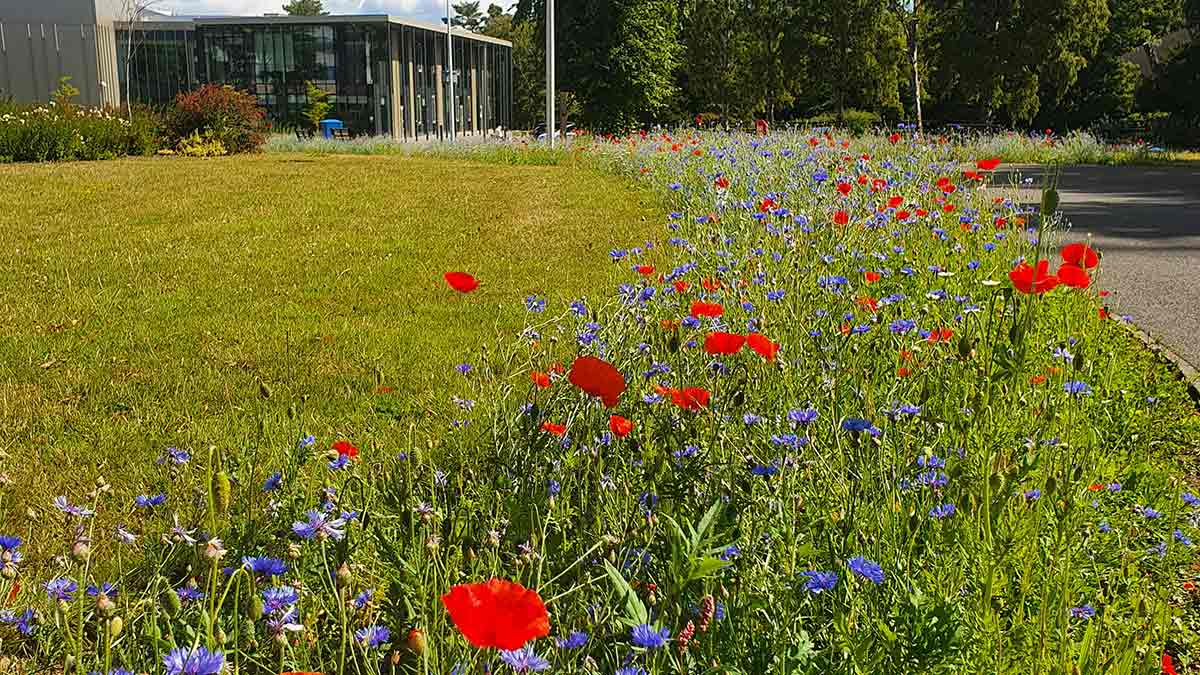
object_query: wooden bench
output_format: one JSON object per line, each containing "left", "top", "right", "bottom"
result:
{"left": 331, "top": 128, "right": 353, "bottom": 141}
{"left": 294, "top": 128, "right": 315, "bottom": 141}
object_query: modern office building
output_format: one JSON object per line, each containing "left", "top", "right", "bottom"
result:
{"left": 1, "top": 0, "right": 513, "bottom": 139}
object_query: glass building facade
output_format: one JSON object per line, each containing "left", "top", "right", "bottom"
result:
{"left": 116, "top": 15, "right": 512, "bottom": 139}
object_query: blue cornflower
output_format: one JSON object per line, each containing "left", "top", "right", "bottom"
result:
{"left": 930, "top": 503, "right": 956, "bottom": 519}
{"left": 263, "top": 471, "right": 282, "bottom": 492}
{"left": 1099, "top": 522, "right": 1112, "bottom": 533}
{"left": 1175, "top": 529, "right": 1193, "bottom": 546}
{"left": 631, "top": 623, "right": 670, "bottom": 648}
{"left": 86, "top": 582, "right": 118, "bottom": 598}
{"left": 719, "top": 544, "right": 741, "bottom": 561}
{"left": 176, "top": 586, "right": 205, "bottom": 603}
{"left": 841, "top": 418, "right": 879, "bottom": 435}
{"left": 750, "top": 463, "right": 779, "bottom": 477}
{"left": 802, "top": 570, "right": 838, "bottom": 594}
{"left": 1064, "top": 381, "right": 1092, "bottom": 396}
{"left": 135, "top": 493, "right": 167, "bottom": 509}
{"left": 297, "top": 435, "right": 316, "bottom": 449}
{"left": 847, "top": 557, "right": 884, "bottom": 584}
{"left": 500, "top": 645, "right": 551, "bottom": 672}
{"left": 160, "top": 447, "right": 191, "bottom": 465}
{"left": 1150, "top": 541, "right": 1168, "bottom": 558}
{"left": 0, "top": 535, "right": 21, "bottom": 554}
{"left": 547, "top": 480, "right": 561, "bottom": 497}
{"left": 455, "top": 363, "right": 472, "bottom": 375}
{"left": 1024, "top": 489, "right": 1041, "bottom": 501}
{"left": 45, "top": 578, "right": 77, "bottom": 602}
{"left": 262, "top": 586, "right": 299, "bottom": 614}
{"left": 789, "top": 408, "right": 819, "bottom": 425}
{"left": 616, "top": 669, "right": 647, "bottom": 675}
{"left": 1184, "top": 492, "right": 1200, "bottom": 507}
{"left": 52, "top": 496, "right": 94, "bottom": 518}
{"left": 1140, "top": 506, "right": 1163, "bottom": 519}
{"left": 2, "top": 608, "right": 35, "bottom": 635}
{"left": 292, "top": 510, "right": 346, "bottom": 541}
{"left": 743, "top": 413, "right": 762, "bottom": 425}
{"left": 557, "top": 630, "right": 589, "bottom": 649}
{"left": 243, "top": 556, "right": 288, "bottom": 578}
{"left": 1069, "top": 605, "right": 1096, "bottom": 620}
{"left": 767, "top": 289, "right": 786, "bottom": 302}
{"left": 355, "top": 624, "right": 391, "bottom": 649}
{"left": 353, "top": 589, "right": 373, "bottom": 609}
{"left": 328, "top": 454, "right": 350, "bottom": 471}
{"left": 525, "top": 295, "right": 546, "bottom": 313}
{"left": 889, "top": 319, "right": 917, "bottom": 334}
{"left": 569, "top": 299, "right": 588, "bottom": 316}
{"left": 916, "top": 470, "right": 948, "bottom": 488}
{"left": 162, "top": 647, "right": 224, "bottom": 675}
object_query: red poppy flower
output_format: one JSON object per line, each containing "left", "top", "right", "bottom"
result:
{"left": 895, "top": 210, "right": 910, "bottom": 221}
{"left": 1163, "top": 653, "right": 1177, "bottom": 675}
{"left": 963, "top": 169, "right": 982, "bottom": 181}
{"left": 887, "top": 195, "right": 904, "bottom": 209}
{"left": 568, "top": 355, "right": 626, "bottom": 408}
{"left": 609, "top": 415, "right": 634, "bottom": 438}
{"left": 1186, "top": 581, "right": 1197, "bottom": 592}
{"left": 541, "top": 421, "right": 566, "bottom": 437}
{"left": 1088, "top": 483, "right": 1104, "bottom": 491}
{"left": 690, "top": 301, "right": 724, "bottom": 319}
{"left": 443, "top": 271, "right": 479, "bottom": 293}
{"left": 759, "top": 198, "right": 776, "bottom": 213}
{"left": 661, "top": 319, "right": 679, "bottom": 331}
{"left": 701, "top": 277, "right": 722, "bottom": 292}
{"left": 530, "top": 371, "right": 551, "bottom": 388}
{"left": 441, "top": 579, "right": 550, "bottom": 650}
{"left": 942, "top": 202, "right": 956, "bottom": 213}
{"left": 714, "top": 175, "right": 729, "bottom": 190}
{"left": 673, "top": 280, "right": 690, "bottom": 293}
{"left": 746, "top": 333, "right": 779, "bottom": 362}
{"left": 636, "top": 265, "right": 656, "bottom": 276}
{"left": 1098, "top": 307, "right": 1109, "bottom": 320}
{"left": 856, "top": 296, "right": 878, "bottom": 313}
{"left": 1056, "top": 263, "right": 1091, "bottom": 289}
{"left": 888, "top": 132, "right": 901, "bottom": 144}
{"left": 864, "top": 271, "right": 881, "bottom": 284}
{"left": 755, "top": 119, "right": 769, "bottom": 136}
{"left": 1030, "top": 375, "right": 1047, "bottom": 385}
{"left": 670, "top": 387, "right": 710, "bottom": 411}
{"left": 915, "top": 208, "right": 928, "bottom": 217}
{"left": 332, "top": 440, "right": 358, "bottom": 459}
{"left": 927, "top": 327, "right": 954, "bottom": 343}
{"left": 897, "top": 367, "right": 913, "bottom": 378}
{"left": 857, "top": 174, "right": 868, "bottom": 185}
{"left": 704, "top": 331, "right": 746, "bottom": 355}
{"left": 1009, "top": 260, "right": 1059, "bottom": 294}
{"left": 833, "top": 210, "right": 849, "bottom": 226}
{"left": 1060, "top": 242, "right": 1099, "bottom": 269}
{"left": 836, "top": 182, "right": 852, "bottom": 196}
{"left": 976, "top": 157, "right": 1001, "bottom": 171}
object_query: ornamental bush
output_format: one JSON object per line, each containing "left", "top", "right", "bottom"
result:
{"left": 165, "top": 85, "right": 268, "bottom": 154}
{"left": 0, "top": 103, "right": 157, "bottom": 162}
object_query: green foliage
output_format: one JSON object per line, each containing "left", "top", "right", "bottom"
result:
{"left": 302, "top": 81, "right": 333, "bottom": 130}
{"left": 0, "top": 102, "right": 158, "bottom": 162}
{"left": 165, "top": 85, "right": 269, "bottom": 154}
{"left": 451, "top": 1, "right": 485, "bottom": 31}
{"left": 281, "top": 0, "right": 326, "bottom": 15}
{"left": 176, "top": 129, "right": 228, "bottom": 157}
{"left": 51, "top": 76, "right": 80, "bottom": 110}
{"left": 804, "top": 108, "right": 882, "bottom": 134}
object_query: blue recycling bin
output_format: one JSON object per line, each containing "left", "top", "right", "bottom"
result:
{"left": 319, "top": 119, "right": 344, "bottom": 139}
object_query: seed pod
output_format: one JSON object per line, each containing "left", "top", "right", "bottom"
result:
{"left": 249, "top": 596, "right": 264, "bottom": 621}
{"left": 336, "top": 562, "right": 353, "bottom": 587}
{"left": 406, "top": 627, "right": 427, "bottom": 654}
{"left": 214, "top": 471, "right": 232, "bottom": 515}
{"left": 163, "top": 588, "right": 182, "bottom": 617}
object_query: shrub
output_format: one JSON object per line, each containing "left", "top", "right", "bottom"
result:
{"left": 803, "top": 108, "right": 882, "bottom": 134}
{"left": 165, "top": 85, "right": 268, "bottom": 154}
{"left": 176, "top": 129, "right": 227, "bottom": 157}
{"left": 303, "top": 80, "right": 333, "bottom": 130}
{"left": 0, "top": 104, "right": 139, "bottom": 162}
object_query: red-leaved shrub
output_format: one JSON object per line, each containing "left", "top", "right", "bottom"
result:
{"left": 166, "top": 85, "right": 268, "bottom": 154}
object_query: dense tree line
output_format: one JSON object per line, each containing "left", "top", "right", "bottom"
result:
{"left": 463, "top": 0, "right": 1198, "bottom": 136}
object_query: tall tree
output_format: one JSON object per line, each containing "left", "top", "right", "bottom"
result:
{"left": 452, "top": 2, "right": 486, "bottom": 32}
{"left": 680, "top": 0, "right": 754, "bottom": 123}
{"left": 281, "top": 0, "right": 326, "bottom": 15}
{"left": 887, "top": 0, "right": 928, "bottom": 132}
{"left": 798, "top": 0, "right": 904, "bottom": 119}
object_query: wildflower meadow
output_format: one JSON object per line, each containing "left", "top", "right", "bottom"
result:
{"left": 3, "top": 129, "right": 1200, "bottom": 675}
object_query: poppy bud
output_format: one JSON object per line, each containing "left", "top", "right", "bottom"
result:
{"left": 287, "top": 543, "right": 302, "bottom": 560}
{"left": 214, "top": 471, "right": 232, "bottom": 515}
{"left": 217, "top": 627, "right": 227, "bottom": 644}
{"left": 71, "top": 541, "right": 90, "bottom": 564}
{"left": 406, "top": 627, "right": 427, "bottom": 654}
{"left": 163, "top": 588, "right": 182, "bottom": 617}
{"left": 108, "top": 616, "right": 123, "bottom": 639}
{"left": 249, "top": 596, "right": 264, "bottom": 621}
{"left": 336, "top": 562, "right": 353, "bottom": 588}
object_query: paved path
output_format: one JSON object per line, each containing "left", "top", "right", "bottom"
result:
{"left": 1002, "top": 164, "right": 1200, "bottom": 368}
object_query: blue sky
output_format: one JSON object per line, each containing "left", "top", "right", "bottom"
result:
{"left": 157, "top": 0, "right": 511, "bottom": 23}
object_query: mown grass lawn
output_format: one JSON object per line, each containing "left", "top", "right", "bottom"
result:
{"left": 0, "top": 154, "right": 660, "bottom": 522}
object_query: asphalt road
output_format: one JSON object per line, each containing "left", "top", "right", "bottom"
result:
{"left": 1001, "top": 164, "right": 1200, "bottom": 368}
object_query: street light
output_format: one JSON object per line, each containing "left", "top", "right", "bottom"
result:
{"left": 545, "top": 0, "right": 554, "bottom": 148}
{"left": 447, "top": 0, "right": 455, "bottom": 141}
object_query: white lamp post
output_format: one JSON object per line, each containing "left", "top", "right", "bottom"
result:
{"left": 545, "top": 0, "right": 555, "bottom": 148}
{"left": 447, "top": 0, "right": 455, "bottom": 140}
